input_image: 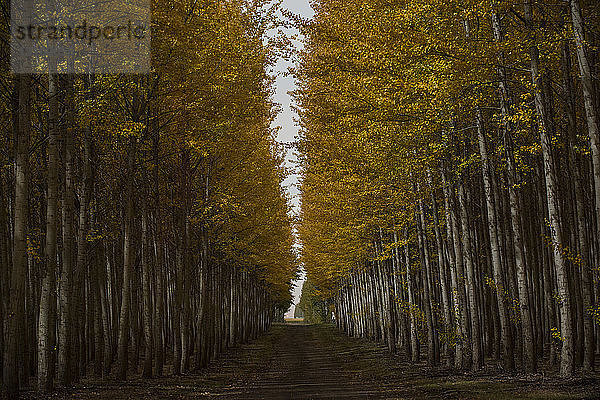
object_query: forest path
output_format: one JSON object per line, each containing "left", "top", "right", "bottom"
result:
{"left": 28, "top": 324, "right": 598, "bottom": 399}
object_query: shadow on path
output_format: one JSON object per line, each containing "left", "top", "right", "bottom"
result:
{"left": 25, "top": 324, "right": 599, "bottom": 399}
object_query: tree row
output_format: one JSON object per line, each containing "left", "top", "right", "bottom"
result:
{"left": 0, "top": 1, "right": 296, "bottom": 397}
{"left": 297, "top": 0, "right": 600, "bottom": 376}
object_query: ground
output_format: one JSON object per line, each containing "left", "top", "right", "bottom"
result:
{"left": 24, "top": 324, "right": 600, "bottom": 399}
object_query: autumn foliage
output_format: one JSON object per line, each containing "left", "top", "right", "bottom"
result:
{"left": 0, "top": 0, "right": 296, "bottom": 397}
{"left": 298, "top": 0, "right": 600, "bottom": 376}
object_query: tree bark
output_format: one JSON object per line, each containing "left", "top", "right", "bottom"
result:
{"left": 141, "top": 208, "right": 153, "bottom": 378}
{"left": 416, "top": 201, "right": 437, "bottom": 366}
{"left": 3, "top": 74, "right": 31, "bottom": 399}
{"left": 116, "top": 137, "right": 136, "bottom": 380}
{"left": 38, "top": 72, "right": 60, "bottom": 392}
{"left": 457, "top": 179, "right": 481, "bottom": 370}
{"left": 530, "top": 44, "right": 574, "bottom": 377}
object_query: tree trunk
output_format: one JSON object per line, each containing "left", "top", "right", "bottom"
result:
{"left": 74, "top": 124, "right": 92, "bottom": 379}
{"left": 530, "top": 44, "right": 574, "bottom": 377}
{"left": 447, "top": 178, "right": 471, "bottom": 369}
{"left": 428, "top": 170, "right": 453, "bottom": 364}
{"left": 569, "top": 0, "right": 597, "bottom": 371}
{"left": 503, "top": 123, "right": 536, "bottom": 372}
{"left": 141, "top": 208, "right": 153, "bottom": 378}
{"left": 402, "top": 232, "right": 420, "bottom": 363}
{"left": 457, "top": 179, "right": 481, "bottom": 370}
{"left": 441, "top": 167, "right": 463, "bottom": 368}
{"left": 3, "top": 74, "right": 31, "bottom": 398}
{"left": 416, "top": 201, "right": 437, "bottom": 366}
{"left": 38, "top": 72, "right": 60, "bottom": 392}
{"left": 562, "top": 40, "right": 596, "bottom": 371}
{"left": 570, "top": 0, "right": 600, "bottom": 259}
{"left": 116, "top": 137, "right": 136, "bottom": 380}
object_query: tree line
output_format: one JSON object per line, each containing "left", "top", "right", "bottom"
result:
{"left": 0, "top": 0, "right": 296, "bottom": 398}
{"left": 295, "top": 278, "right": 332, "bottom": 324}
{"left": 297, "top": 0, "right": 600, "bottom": 377}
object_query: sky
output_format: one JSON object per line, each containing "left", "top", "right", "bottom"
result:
{"left": 268, "top": 0, "right": 314, "bottom": 318}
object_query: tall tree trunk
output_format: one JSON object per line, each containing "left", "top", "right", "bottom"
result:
{"left": 58, "top": 75, "right": 76, "bottom": 386}
{"left": 3, "top": 74, "right": 31, "bottom": 399}
{"left": 74, "top": 125, "right": 92, "bottom": 379}
{"left": 141, "top": 208, "right": 153, "bottom": 378}
{"left": 502, "top": 123, "right": 536, "bottom": 372}
{"left": 441, "top": 167, "right": 463, "bottom": 368}
{"left": 38, "top": 72, "right": 60, "bottom": 392}
{"left": 180, "top": 217, "right": 190, "bottom": 373}
{"left": 488, "top": 15, "right": 519, "bottom": 370}
{"left": 116, "top": 137, "right": 136, "bottom": 380}
{"left": 457, "top": 179, "right": 481, "bottom": 370}
{"left": 530, "top": 44, "right": 574, "bottom": 377}
{"left": 153, "top": 132, "right": 165, "bottom": 376}
{"left": 428, "top": 171, "right": 453, "bottom": 364}
{"left": 402, "top": 231, "right": 420, "bottom": 363}
{"left": 570, "top": 0, "right": 600, "bottom": 258}
{"left": 447, "top": 179, "right": 471, "bottom": 369}
{"left": 91, "top": 237, "right": 104, "bottom": 376}
{"left": 173, "top": 223, "right": 183, "bottom": 375}
{"left": 416, "top": 200, "right": 437, "bottom": 366}
{"left": 569, "top": 0, "right": 597, "bottom": 371}
{"left": 562, "top": 41, "right": 595, "bottom": 371}
{"left": 0, "top": 158, "right": 8, "bottom": 385}
{"left": 99, "top": 246, "right": 112, "bottom": 377}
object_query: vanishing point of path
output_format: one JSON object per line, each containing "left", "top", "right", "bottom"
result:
{"left": 27, "top": 324, "right": 599, "bottom": 400}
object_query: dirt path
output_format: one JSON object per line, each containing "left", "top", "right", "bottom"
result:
{"left": 26, "top": 324, "right": 599, "bottom": 399}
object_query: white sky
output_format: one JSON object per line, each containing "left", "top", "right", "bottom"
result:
{"left": 268, "top": 0, "right": 314, "bottom": 318}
